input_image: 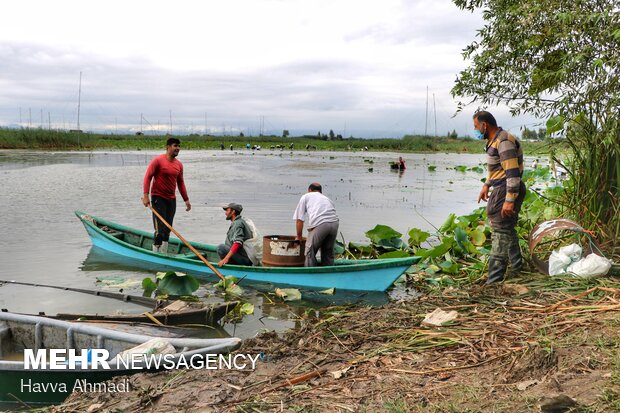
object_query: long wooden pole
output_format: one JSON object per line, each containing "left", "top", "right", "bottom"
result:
{"left": 148, "top": 205, "right": 226, "bottom": 282}
{"left": 0, "top": 279, "right": 158, "bottom": 308}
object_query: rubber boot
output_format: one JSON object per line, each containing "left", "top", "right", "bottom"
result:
{"left": 152, "top": 244, "right": 161, "bottom": 253}
{"left": 486, "top": 230, "right": 509, "bottom": 285}
{"left": 507, "top": 233, "right": 523, "bottom": 276}
{"left": 486, "top": 256, "right": 508, "bottom": 285}
{"left": 161, "top": 241, "right": 169, "bottom": 255}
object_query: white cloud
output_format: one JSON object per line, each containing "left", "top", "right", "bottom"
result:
{"left": 0, "top": 0, "right": 537, "bottom": 137}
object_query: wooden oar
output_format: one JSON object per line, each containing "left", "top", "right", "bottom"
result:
{"left": 148, "top": 205, "right": 227, "bottom": 282}
{"left": 0, "top": 279, "right": 159, "bottom": 308}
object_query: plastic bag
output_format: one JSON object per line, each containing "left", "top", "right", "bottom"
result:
{"left": 243, "top": 218, "right": 263, "bottom": 266}
{"left": 558, "top": 244, "right": 582, "bottom": 262}
{"left": 566, "top": 253, "right": 612, "bottom": 278}
{"left": 549, "top": 250, "right": 572, "bottom": 276}
{"left": 548, "top": 243, "right": 582, "bottom": 276}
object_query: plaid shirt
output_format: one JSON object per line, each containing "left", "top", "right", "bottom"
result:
{"left": 485, "top": 129, "right": 524, "bottom": 202}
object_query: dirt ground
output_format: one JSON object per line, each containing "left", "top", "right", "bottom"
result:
{"left": 46, "top": 279, "right": 620, "bottom": 413}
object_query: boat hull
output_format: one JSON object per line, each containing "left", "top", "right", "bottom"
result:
{"left": 0, "top": 312, "right": 240, "bottom": 404}
{"left": 52, "top": 301, "right": 238, "bottom": 326}
{"left": 77, "top": 211, "right": 419, "bottom": 292}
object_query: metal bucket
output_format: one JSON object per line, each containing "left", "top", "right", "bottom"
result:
{"left": 262, "top": 235, "right": 306, "bottom": 267}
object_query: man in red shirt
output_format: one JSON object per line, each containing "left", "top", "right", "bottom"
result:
{"left": 142, "top": 137, "right": 191, "bottom": 253}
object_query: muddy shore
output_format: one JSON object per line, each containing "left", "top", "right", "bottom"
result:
{"left": 46, "top": 275, "right": 620, "bottom": 413}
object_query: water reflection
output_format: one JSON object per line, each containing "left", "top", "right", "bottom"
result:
{"left": 1, "top": 149, "right": 486, "bottom": 339}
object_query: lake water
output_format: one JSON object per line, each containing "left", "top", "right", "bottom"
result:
{"left": 0, "top": 148, "right": 499, "bottom": 338}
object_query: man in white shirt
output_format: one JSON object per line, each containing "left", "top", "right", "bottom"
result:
{"left": 293, "top": 182, "right": 340, "bottom": 267}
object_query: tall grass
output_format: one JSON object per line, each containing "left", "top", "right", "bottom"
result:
{"left": 0, "top": 128, "right": 550, "bottom": 155}
{"left": 549, "top": 114, "right": 620, "bottom": 250}
{"left": 0, "top": 128, "right": 95, "bottom": 149}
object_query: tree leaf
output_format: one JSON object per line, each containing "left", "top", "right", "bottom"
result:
{"left": 546, "top": 115, "right": 565, "bottom": 135}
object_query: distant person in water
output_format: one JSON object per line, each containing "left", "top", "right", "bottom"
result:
{"left": 142, "top": 137, "right": 191, "bottom": 254}
{"left": 294, "top": 183, "right": 339, "bottom": 267}
{"left": 391, "top": 157, "right": 406, "bottom": 170}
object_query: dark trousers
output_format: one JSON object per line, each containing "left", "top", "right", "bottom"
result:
{"left": 151, "top": 195, "right": 176, "bottom": 245}
{"left": 217, "top": 244, "right": 253, "bottom": 266}
{"left": 486, "top": 182, "right": 526, "bottom": 284}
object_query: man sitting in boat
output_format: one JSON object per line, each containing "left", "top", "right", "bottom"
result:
{"left": 217, "top": 203, "right": 254, "bottom": 266}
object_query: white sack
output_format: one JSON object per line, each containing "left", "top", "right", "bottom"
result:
{"left": 566, "top": 253, "right": 612, "bottom": 278}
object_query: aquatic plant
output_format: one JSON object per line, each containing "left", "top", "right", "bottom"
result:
{"left": 338, "top": 168, "right": 575, "bottom": 288}
{"left": 141, "top": 271, "right": 200, "bottom": 298}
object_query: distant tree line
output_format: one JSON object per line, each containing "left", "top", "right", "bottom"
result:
{"left": 520, "top": 127, "right": 547, "bottom": 140}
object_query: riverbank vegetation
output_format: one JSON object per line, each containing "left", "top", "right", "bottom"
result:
{"left": 52, "top": 276, "right": 620, "bottom": 413}
{"left": 452, "top": 0, "right": 620, "bottom": 248}
{"left": 48, "top": 163, "right": 620, "bottom": 412}
{"left": 0, "top": 127, "right": 554, "bottom": 155}
{"left": 17, "top": 2, "right": 620, "bottom": 411}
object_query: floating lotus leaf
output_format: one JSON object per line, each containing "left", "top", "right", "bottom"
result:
{"left": 365, "top": 225, "right": 403, "bottom": 247}
{"left": 408, "top": 228, "right": 430, "bottom": 247}
{"left": 378, "top": 250, "right": 411, "bottom": 259}
{"left": 157, "top": 271, "right": 199, "bottom": 296}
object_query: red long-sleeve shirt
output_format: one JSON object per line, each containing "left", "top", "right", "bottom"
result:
{"left": 143, "top": 154, "right": 189, "bottom": 201}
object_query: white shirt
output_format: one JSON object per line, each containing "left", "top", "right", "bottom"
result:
{"left": 293, "top": 192, "right": 339, "bottom": 230}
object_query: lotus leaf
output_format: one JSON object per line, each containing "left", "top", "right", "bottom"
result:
{"left": 378, "top": 250, "right": 411, "bottom": 259}
{"left": 439, "top": 213, "right": 457, "bottom": 233}
{"left": 239, "top": 303, "right": 255, "bottom": 315}
{"left": 156, "top": 272, "right": 199, "bottom": 296}
{"left": 275, "top": 288, "right": 302, "bottom": 301}
{"left": 365, "top": 224, "right": 402, "bottom": 244}
{"left": 408, "top": 228, "right": 430, "bottom": 247}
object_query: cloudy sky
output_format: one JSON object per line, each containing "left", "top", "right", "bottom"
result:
{"left": 0, "top": 0, "right": 538, "bottom": 138}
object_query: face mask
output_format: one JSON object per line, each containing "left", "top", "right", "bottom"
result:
{"left": 473, "top": 129, "right": 485, "bottom": 140}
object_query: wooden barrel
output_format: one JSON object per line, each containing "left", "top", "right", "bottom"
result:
{"left": 262, "top": 235, "right": 306, "bottom": 267}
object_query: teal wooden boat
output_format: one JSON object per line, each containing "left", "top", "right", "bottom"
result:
{"left": 76, "top": 211, "right": 419, "bottom": 292}
{"left": 0, "top": 311, "right": 241, "bottom": 404}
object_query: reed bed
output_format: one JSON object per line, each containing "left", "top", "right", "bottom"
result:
{"left": 52, "top": 275, "right": 620, "bottom": 413}
{"left": 0, "top": 127, "right": 552, "bottom": 154}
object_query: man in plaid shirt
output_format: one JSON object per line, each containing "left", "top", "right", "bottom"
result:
{"left": 474, "top": 111, "right": 527, "bottom": 284}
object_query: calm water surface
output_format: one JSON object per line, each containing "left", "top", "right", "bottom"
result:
{"left": 0, "top": 148, "right": 495, "bottom": 338}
